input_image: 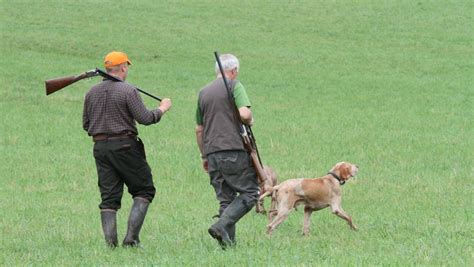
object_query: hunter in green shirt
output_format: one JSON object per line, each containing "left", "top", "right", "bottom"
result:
{"left": 196, "top": 82, "right": 251, "bottom": 125}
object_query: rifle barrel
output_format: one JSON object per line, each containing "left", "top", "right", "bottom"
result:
{"left": 214, "top": 51, "right": 266, "bottom": 171}
{"left": 95, "top": 69, "right": 162, "bottom": 102}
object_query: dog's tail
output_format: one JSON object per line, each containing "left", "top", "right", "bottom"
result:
{"left": 259, "top": 184, "right": 280, "bottom": 201}
{"left": 259, "top": 190, "right": 272, "bottom": 200}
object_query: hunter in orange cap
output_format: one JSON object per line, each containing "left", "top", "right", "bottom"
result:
{"left": 84, "top": 51, "right": 172, "bottom": 248}
{"left": 104, "top": 51, "right": 132, "bottom": 68}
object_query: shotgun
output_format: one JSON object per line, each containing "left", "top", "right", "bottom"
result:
{"left": 45, "top": 68, "right": 162, "bottom": 101}
{"left": 214, "top": 51, "right": 270, "bottom": 192}
{"left": 45, "top": 69, "right": 98, "bottom": 95}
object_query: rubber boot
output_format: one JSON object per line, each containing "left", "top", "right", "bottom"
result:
{"left": 100, "top": 210, "right": 118, "bottom": 248}
{"left": 122, "top": 197, "right": 150, "bottom": 247}
{"left": 208, "top": 222, "right": 232, "bottom": 249}
{"left": 227, "top": 224, "right": 236, "bottom": 244}
{"left": 209, "top": 196, "right": 254, "bottom": 249}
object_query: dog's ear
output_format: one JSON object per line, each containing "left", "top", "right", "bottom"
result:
{"left": 339, "top": 163, "right": 352, "bottom": 180}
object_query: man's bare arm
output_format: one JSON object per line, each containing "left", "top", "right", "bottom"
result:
{"left": 239, "top": 106, "right": 253, "bottom": 126}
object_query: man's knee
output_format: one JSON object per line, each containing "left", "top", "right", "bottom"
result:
{"left": 99, "top": 199, "right": 121, "bottom": 210}
{"left": 131, "top": 186, "right": 156, "bottom": 203}
{"left": 132, "top": 193, "right": 155, "bottom": 203}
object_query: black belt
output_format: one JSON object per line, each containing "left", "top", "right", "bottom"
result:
{"left": 93, "top": 132, "right": 136, "bottom": 142}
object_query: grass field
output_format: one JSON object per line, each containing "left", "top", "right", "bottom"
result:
{"left": 1, "top": 0, "right": 472, "bottom": 266}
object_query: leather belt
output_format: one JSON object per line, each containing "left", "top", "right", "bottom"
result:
{"left": 93, "top": 132, "right": 136, "bottom": 142}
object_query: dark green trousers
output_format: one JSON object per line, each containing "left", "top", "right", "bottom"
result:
{"left": 93, "top": 137, "right": 155, "bottom": 210}
{"left": 207, "top": 150, "right": 259, "bottom": 217}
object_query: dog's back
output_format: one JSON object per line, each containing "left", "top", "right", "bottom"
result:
{"left": 300, "top": 177, "right": 338, "bottom": 206}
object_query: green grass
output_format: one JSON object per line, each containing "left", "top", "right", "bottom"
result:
{"left": 1, "top": 0, "right": 472, "bottom": 265}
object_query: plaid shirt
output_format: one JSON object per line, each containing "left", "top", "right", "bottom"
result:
{"left": 83, "top": 79, "right": 162, "bottom": 136}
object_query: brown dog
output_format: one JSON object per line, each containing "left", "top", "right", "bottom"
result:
{"left": 255, "top": 166, "right": 278, "bottom": 214}
{"left": 262, "top": 162, "right": 359, "bottom": 235}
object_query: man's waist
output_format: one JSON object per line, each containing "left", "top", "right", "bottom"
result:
{"left": 93, "top": 131, "right": 137, "bottom": 142}
{"left": 204, "top": 145, "right": 246, "bottom": 156}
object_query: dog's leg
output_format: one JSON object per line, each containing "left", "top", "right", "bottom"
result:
{"left": 267, "top": 191, "right": 301, "bottom": 235}
{"left": 260, "top": 198, "right": 267, "bottom": 214}
{"left": 255, "top": 198, "right": 261, "bottom": 213}
{"left": 302, "top": 206, "right": 313, "bottom": 236}
{"left": 266, "top": 205, "right": 291, "bottom": 235}
{"left": 267, "top": 202, "right": 278, "bottom": 224}
{"left": 256, "top": 197, "right": 266, "bottom": 214}
{"left": 267, "top": 185, "right": 305, "bottom": 235}
{"left": 331, "top": 203, "right": 357, "bottom": 231}
{"left": 267, "top": 210, "right": 277, "bottom": 224}
{"left": 256, "top": 185, "right": 264, "bottom": 214}
{"left": 266, "top": 189, "right": 279, "bottom": 223}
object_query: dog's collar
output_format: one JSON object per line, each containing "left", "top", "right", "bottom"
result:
{"left": 328, "top": 172, "right": 345, "bottom": 185}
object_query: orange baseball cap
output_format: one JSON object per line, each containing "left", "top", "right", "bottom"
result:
{"left": 104, "top": 51, "right": 132, "bottom": 68}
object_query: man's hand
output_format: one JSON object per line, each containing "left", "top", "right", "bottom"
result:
{"left": 159, "top": 98, "right": 172, "bottom": 113}
{"left": 202, "top": 158, "right": 209, "bottom": 172}
{"left": 248, "top": 117, "right": 254, "bottom": 126}
{"left": 195, "top": 125, "right": 207, "bottom": 172}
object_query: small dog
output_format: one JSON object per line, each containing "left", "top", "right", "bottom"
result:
{"left": 262, "top": 162, "right": 359, "bottom": 235}
{"left": 255, "top": 166, "right": 278, "bottom": 214}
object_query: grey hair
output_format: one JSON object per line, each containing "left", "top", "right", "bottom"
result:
{"left": 215, "top": 54, "right": 239, "bottom": 74}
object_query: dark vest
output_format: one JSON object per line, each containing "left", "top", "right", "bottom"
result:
{"left": 198, "top": 77, "right": 244, "bottom": 155}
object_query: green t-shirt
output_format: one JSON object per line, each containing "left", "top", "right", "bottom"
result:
{"left": 196, "top": 82, "right": 250, "bottom": 125}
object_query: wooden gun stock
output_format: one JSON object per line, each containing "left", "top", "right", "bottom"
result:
{"left": 45, "top": 71, "right": 94, "bottom": 95}
{"left": 242, "top": 129, "right": 269, "bottom": 191}
{"left": 45, "top": 74, "right": 86, "bottom": 95}
{"left": 250, "top": 150, "right": 270, "bottom": 190}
